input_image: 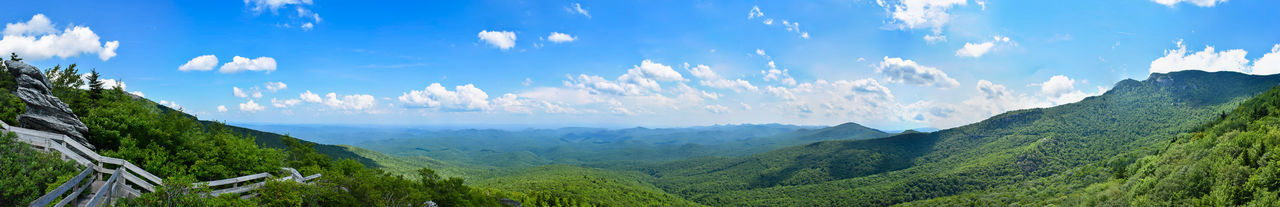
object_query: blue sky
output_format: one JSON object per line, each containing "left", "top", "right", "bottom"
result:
{"left": 3, "top": 0, "right": 1279, "bottom": 130}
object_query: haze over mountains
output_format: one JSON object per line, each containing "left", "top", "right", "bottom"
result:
{"left": 225, "top": 70, "right": 1280, "bottom": 206}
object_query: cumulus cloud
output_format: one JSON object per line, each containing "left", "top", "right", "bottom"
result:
{"left": 399, "top": 83, "right": 492, "bottom": 111}
{"left": 217, "top": 105, "right": 228, "bottom": 112}
{"left": 874, "top": 57, "right": 960, "bottom": 88}
{"left": 1039, "top": 75, "right": 1075, "bottom": 97}
{"left": 220, "top": 56, "right": 277, "bottom": 73}
{"left": 264, "top": 81, "right": 287, "bottom": 92}
{"left": 747, "top": 6, "right": 810, "bottom": 39}
{"left": 313, "top": 92, "right": 377, "bottom": 111}
{"left": 478, "top": 30, "right": 517, "bottom": 50}
{"left": 878, "top": 0, "right": 967, "bottom": 30}
{"left": 1254, "top": 44, "right": 1280, "bottom": 75}
{"left": 178, "top": 55, "right": 218, "bottom": 71}
{"left": 763, "top": 79, "right": 898, "bottom": 120}
{"left": 3, "top": 14, "right": 56, "bottom": 35}
{"left": 239, "top": 99, "right": 265, "bottom": 112}
{"left": 547, "top": 32, "right": 577, "bottom": 43}
{"left": 976, "top": 80, "right": 1008, "bottom": 99}
{"left": 299, "top": 90, "right": 323, "bottom": 102}
{"left": 686, "top": 64, "right": 758, "bottom": 92}
{"left": 1151, "top": 0, "right": 1227, "bottom": 7}
{"left": 0, "top": 14, "right": 121, "bottom": 61}
{"left": 566, "top": 60, "right": 686, "bottom": 95}
{"left": 233, "top": 87, "right": 263, "bottom": 98}
{"left": 158, "top": 100, "right": 182, "bottom": 110}
{"left": 1149, "top": 40, "right": 1249, "bottom": 74}
{"left": 955, "top": 36, "right": 1011, "bottom": 58}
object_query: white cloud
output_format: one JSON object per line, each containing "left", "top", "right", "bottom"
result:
{"left": 567, "top": 60, "right": 685, "bottom": 96}
{"left": 874, "top": 57, "right": 960, "bottom": 88}
{"left": 569, "top": 3, "right": 591, "bottom": 18}
{"left": 239, "top": 99, "right": 265, "bottom": 112}
{"left": 1151, "top": 0, "right": 1227, "bottom": 7}
{"left": 245, "top": 0, "right": 321, "bottom": 31}
{"left": 319, "top": 92, "right": 377, "bottom": 111}
{"left": 879, "top": 0, "right": 967, "bottom": 30}
{"left": 178, "top": 55, "right": 218, "bottom": 71}
{"left": 956, "top": 36, "right": 1011, "bottom": 58}
{"left": 158, "top": 100, "right": 182, "bottom": 110}
{"left": 217, "top": 105, "right": 228, "bottom": 112}
{"left": 1040, "top": 75, "right": 1075, "bottom": 97}
{"left": 747, "top": 6, "right": 810, "bottom": 39}
{"left": 399, "top": 83, "right": 492, "bottom": 111}
{"left": 271, "top": 98, "right": 301, "bottom": 108}
{"left": 976, "top": 80, "right": 1008, "bottom": 99}
{"left": 233, "top": 87, "right": 263, "bottom": 98}
{"left": 523, "top": 78, "right": 533, "bottom": 86}
{"left": 761, "top": 61, "right": 797, "bottom": 86}
{"left": 244, "top": 0, "right": 313, "bottom": 12}
{"left": 704, "top": 104, "right": 731, "bottom": 114}
{"left": 924, "top": 34, "right": 947, "bottom": 44}
{"left": 1149, "top": 40, "right": 1249, "bottom": 74}
{"left": 264, "top": 81, "right": 287, "bottom": 92}
{"left": 0, "top": 14, "right": 121, "bottom": 61}
{"left": 686, "top": 63, "right": 758, "bottom": 92}
{"left": 1250, "top": 44, "right": 1280, "bottom": 75}
{"left": 492, "top": 93, "right": 534, "bottom": 114}
{"left": 547, "top": 32, "right": 576, "bottom": 43}
{"left": 763, "top": 79, "right": 899, "bottom": 121}
{"left": 3, "top": 14, "right": 56, "bottom": 36}
{"left": 129, "top": 91, "right": 144, "bottom": 97}
{"left": 220, "top": 56, "right": 277, "bottom": 73}
{"left": 478, "top": 30, "right": 517, "bottom": 50}
{"left": 299, "top": 90, "right": 323, "bottom": 102}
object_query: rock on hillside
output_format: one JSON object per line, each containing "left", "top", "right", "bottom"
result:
{"left": 4, "top": 60, "right": 91, "bottom": 148}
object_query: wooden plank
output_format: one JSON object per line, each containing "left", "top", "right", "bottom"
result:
{"left": 86, "top": 170, "right": 122, "bottom": 207}
{"left": 53, "top": 179, "right": 90, "bottom": 207}
{"left": 303, "top": 173, "right": 322, "bottom": 181}
{"left": 121, "top": 171, "right": 155, "bottom": 193}
{"left": 196, "top": 172, "right": 271, "bottom": 187}
{"left": 28, "top": 167, "right": 92, "bottom": 207}
{"left": 121, "top": 161, "right": 163, "bottom": 185}
{"left": 209, "top": 182, "right": 265, "bottom": 196}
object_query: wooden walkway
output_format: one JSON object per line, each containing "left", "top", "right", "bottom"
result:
{"left": 5, "top": 122, "right": 320, "bottom": 207}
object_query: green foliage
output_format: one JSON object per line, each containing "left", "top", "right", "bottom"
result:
{"left": 44, "top": 64, "right": 84, "bottom": 91}
{"left": 78, "top": 89, "right": 285, "bottom": 180}
{"left": 115, "top": 176, "right": 256, "bottom": 206}
{"left": 0, "top": 132, "right": 80, "bottom": 206}
{"left": 0, "top": 91, "right": 26, "bottom": 126}
{"left": 471, "top": 165, "right": 707, "bottom": 207}
{"left": 644, "top": 71, "right": 1280, "bottom": 206}
{"left": 1055, "top": 85, "right": 1280, "bottom": 206}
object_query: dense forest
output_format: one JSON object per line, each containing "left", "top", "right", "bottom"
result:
{"left": 8, "top": 52, "right": 1280, "bottom": 207}
{"left": 0, "top": 57, "right": 514, "bottom": 206}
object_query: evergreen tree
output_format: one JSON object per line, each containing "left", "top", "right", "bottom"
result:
{"left": 87, "top": 69, "right": 103, "bottom": 100}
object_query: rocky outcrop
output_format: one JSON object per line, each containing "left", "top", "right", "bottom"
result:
{"left": 4, "top": 60, "right": 91, "bottom": 148}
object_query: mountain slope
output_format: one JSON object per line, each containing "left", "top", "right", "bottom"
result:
{"left": 1061, "top": 85, "right": 1280, "bottom": 206}
{"left": 648, "top": 71, "right": 1280, "bottom": 206}
{"left": 197, "top": 121, "right": 379, "bottom": 168}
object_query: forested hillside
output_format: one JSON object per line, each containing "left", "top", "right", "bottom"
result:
{"left": 646, "top": 71, "right": 1280, "bottom": 206}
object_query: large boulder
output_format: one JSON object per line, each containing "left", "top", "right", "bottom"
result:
{"left": 4, "top": 60, "right": 92, "bottom": 148}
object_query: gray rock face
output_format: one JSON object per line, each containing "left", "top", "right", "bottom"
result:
{"left": 4, "top": 60, "right": 92, "bottom": 148}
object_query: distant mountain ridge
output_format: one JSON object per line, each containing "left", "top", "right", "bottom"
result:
{"left": 648, "top": 70, "right": 1280, "bottom": 206}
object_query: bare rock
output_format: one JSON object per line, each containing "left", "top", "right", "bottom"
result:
{"left": 5, "top": 60, "right": 91, "bottom": 148}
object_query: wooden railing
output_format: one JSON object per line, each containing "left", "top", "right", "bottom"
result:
{"left": 5, "top": 121, "right": 321, "bottom": 206}
{"left": 28, "top": 167, "right": 93, "bottom": 207}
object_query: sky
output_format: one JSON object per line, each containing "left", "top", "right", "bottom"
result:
{"left": 2, "top": 0, "right": 1279, "bottom": 130}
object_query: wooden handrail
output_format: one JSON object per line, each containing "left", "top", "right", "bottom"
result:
{"left": 28, "top": 167, "right": 93, "bottom": 207}
{"left": 86, "top": 168, "right": 123, "bottom": 207}
{"left": 7, "top": 121, "right": 324, "bottom": 203}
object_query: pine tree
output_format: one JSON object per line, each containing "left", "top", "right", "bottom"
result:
{"left": 88, "top": 69, "right": 103, "bottom": 100}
